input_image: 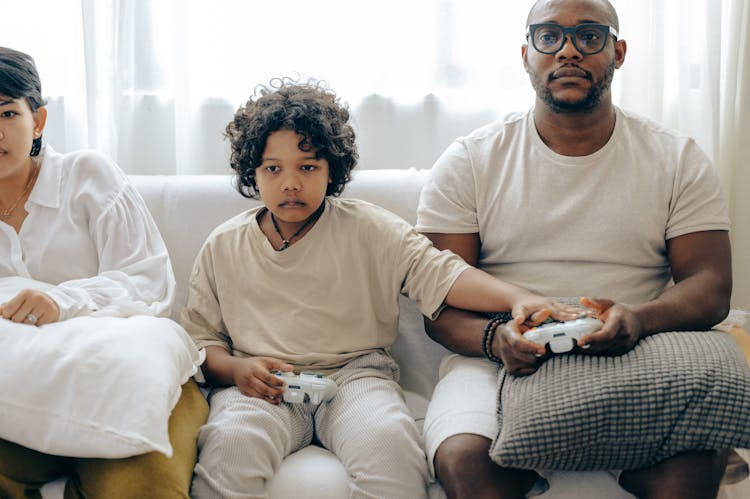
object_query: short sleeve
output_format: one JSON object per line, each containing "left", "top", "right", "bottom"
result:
{"left": 180, "top": 238, "right": 231, "bottom": 352}
{"left": 416, "top": 139, "right": 480, "bottom": 234}
{"left": 665, "top": 139, "right": 729, "bottom": 240}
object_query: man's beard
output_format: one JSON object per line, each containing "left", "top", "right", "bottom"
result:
{"left": 532, "top": 62, "right": 616, "bottom": 113}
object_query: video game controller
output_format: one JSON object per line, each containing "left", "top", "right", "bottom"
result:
{"left": 523, "top": 317, "right": 603, "bottom": 354}
{"left": 274, "top": 371, "right": 338, "bottom": 404}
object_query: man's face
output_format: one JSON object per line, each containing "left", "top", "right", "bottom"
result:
{"left": 522, "top": 0, "right": 625, "bottom": 113}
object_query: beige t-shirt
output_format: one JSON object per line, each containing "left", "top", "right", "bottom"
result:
{"left": 182, "top": 197, "right": 468, "bottom": 372}
{"left": 417, "top": 107, "right": 729, "bottom": 305}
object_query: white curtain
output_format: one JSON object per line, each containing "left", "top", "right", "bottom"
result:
{"left": 4, "top": 0, "right": 749, "bottom": 309}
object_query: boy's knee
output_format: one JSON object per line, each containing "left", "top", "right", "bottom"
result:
{"left": 363, "top": 413, "right": 420, "bottom": 452}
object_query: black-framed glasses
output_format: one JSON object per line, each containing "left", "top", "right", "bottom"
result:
{"left": 526, "top": 23, "right": 618, "bottom": 55}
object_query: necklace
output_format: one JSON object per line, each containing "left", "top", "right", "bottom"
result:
{"left": 269, "top": 203, "right": 324, "bottom": 251}
{"left": 1, "top": 164, "right": 40, "bottom": 219}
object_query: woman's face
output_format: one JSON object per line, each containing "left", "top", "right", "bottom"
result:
{"left": 0, "top": 96, "right": 46, "bottom": 180}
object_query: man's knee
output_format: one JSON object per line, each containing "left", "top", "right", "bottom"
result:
{"left": 434, "top": 434, "right": 540, "bottom": 499}
{"left": 435, "top": 434, "right": 491, "bottom": 469}
{"left": 619, "top": 449, "right": 730, "bottom": 499}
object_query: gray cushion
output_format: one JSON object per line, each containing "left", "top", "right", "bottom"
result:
{"left": 489, "top": 330, "right": 750, "bottom": 471}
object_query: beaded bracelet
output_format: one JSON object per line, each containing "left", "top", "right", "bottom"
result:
{"left": 482, "top": 317, "right": 504, "bottom": 364}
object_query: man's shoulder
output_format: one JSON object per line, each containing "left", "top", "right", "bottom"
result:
{"left": 617, "top": 107, "right": 694, "bottom": 146}
{"left": 458, "top": 109, "right": 530, "bottom": 145}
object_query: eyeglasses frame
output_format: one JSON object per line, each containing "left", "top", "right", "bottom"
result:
{"left": 526, "top": 23, "right": 619, "bottom": 56}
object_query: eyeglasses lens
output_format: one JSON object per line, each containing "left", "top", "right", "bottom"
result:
{"left": 532, "top": 25, "right": 608, "bottom": 55}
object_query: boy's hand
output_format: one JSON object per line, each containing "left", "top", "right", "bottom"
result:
{"left": 511, "top": 296, "right": 581, "bottom": 329}
{"left": 0, "top": 289, "right": 60, "bottom": 326}
{"left": 575, "top": 297, "right": 643, "bottom": 355}
{"left": 232, "top": 357, "right": 294, "bottom": 404}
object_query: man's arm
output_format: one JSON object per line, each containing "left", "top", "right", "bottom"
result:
{"left": 637, "top": 230, "right": 731, "bottom": 331}
{"left": 422, "top": 233, "right": 550, "bottom": 375}
{"left": 421, "top": 232, "right": 484, "bottom": 356}
{"left": 579, "top": 230, "right": 732, "bottom": 353}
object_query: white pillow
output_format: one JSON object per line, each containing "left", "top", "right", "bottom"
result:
{"left": 0, "top": 277, "right": 201, "bottom": 458}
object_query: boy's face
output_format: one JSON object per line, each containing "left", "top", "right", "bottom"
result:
{"left": 256, "top": 129, "right": 331, "bottom": 226}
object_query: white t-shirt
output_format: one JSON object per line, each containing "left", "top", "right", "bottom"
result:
{"left": 182, "top": 197, "right": 468, "bottom": 372}
{"left": 0, "top": 146, "right": 175, "bottom": 320}
{"left": 416, "top": 107, "right": 729, "bottom": 304}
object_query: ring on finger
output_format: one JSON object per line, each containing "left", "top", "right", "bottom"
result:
{"left": 26, "top": 313, "right": 38, "bottom": 324}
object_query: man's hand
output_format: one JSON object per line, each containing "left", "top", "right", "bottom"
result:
{"left": 576, "top": 297, "right": 644, "bottom": 355}
{"left": 0, "top": 289, "right": 60, "bottom": 326}
{"left": 232, "top": 357, "right": 294, "bottom": 404}
{"left": 491, "top": 319, "right": 547, "bottom": 376}
{"left": 492, "top": 297, "right": 583, "bottom": 376}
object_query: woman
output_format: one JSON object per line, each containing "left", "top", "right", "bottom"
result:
{"left": 0, "top": 47, "right": 207, "bottom": 498}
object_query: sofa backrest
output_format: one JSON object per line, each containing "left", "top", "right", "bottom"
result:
{"left": 130, "top": 169, "right": 450, "bottom": 398}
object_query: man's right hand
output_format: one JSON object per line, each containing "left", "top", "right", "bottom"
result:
{"left": 576, "top": 297, "right": 644, "bottom": 355}
{"left": 491, "top": 319, "right": 547, "bottom": 376}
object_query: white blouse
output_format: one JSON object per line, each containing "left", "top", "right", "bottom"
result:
{"left": 0, "top": 146, "right": 175, "bottom": 320}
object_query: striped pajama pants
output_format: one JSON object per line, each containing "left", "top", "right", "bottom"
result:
{"left": 191, "top": 352, "right": 429, "bottom": 499}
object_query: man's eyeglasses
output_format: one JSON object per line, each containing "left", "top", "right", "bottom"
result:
{"left": 526, "top": 23, "right": 618, "bottom": 56}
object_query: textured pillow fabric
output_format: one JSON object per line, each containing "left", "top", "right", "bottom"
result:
{"left": 0, "top": 310, "right": 201, "bottom": 459}
{"left": 489, "top": 330, "right": 750, "bottom": 471}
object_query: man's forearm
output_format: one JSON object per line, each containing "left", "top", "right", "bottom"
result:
{"left": 632, "top": 271, "right": 731, "bottom": 335}
{"left": 423, "top": 307, "right": 488, "bottom": 356}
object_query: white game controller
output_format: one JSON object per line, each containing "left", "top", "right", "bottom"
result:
{"left": 274, "top": 371, "right": 338, "bottom": 404}
{"left": 523, "top": 317, "right": 603, "bottom": 354}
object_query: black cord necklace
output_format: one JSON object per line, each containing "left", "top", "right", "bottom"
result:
{"left": 269, "top": 203, "right": 325, "bottom": 251}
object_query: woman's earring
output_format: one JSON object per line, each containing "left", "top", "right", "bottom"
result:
{"left": 30, "top": 135, "right": 42, "bottom": 157}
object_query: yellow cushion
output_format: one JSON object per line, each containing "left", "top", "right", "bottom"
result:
{"left": 730, "top": 326, "right": 750, "bottom": 365}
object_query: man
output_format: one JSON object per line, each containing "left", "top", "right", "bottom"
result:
{"left": 416, "top": 0, "right": 735, "bottom": 497}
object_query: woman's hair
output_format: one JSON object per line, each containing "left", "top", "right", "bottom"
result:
{"left": 0, "top": 47, "right": 46, "bottom": 112}
{"left": 226, "top": 78, "right": 358, "bottom": 199}
{"left": 0, "top": 47, "right": 47, "bottom": 157}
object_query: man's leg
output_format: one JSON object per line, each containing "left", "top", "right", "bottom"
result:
{"left": 619, "top": 449, "right": 730, "bottom": 499}
{"left": 435, "top": 434, "right": 539, "bottom": 499}
{"left": 423, "top": 355, "right": 542, "bottom": 499}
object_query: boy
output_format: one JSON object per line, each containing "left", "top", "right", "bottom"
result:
{"left": 182, "top": 79, "right": 578, "bottom": 498}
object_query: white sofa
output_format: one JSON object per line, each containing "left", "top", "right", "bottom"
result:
{"left": 42, "top": 169, "right": 749, "bottom": 498}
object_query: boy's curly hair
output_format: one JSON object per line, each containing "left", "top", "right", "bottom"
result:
{"left": 226, "top": 78, "right": 358, "bottom": 199}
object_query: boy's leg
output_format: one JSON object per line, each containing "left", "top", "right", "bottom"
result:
{"left": 71, "top": 379, "right": 208, "bottom": 499}
{"left": 191, "top": 386, "right": 312, "bottom": 498}
{"left": 316, "top": 352, "right": 429, "bottom": 499}
{"left": 0, "top": 439, "right": 73, "bottom": 499}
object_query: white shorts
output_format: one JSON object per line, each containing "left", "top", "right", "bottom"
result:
{"left": 422, "top": 354, "right": 622, "bottom": 497}
{"left": 422, "top": 354, "right": 499, "bottom": 478}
